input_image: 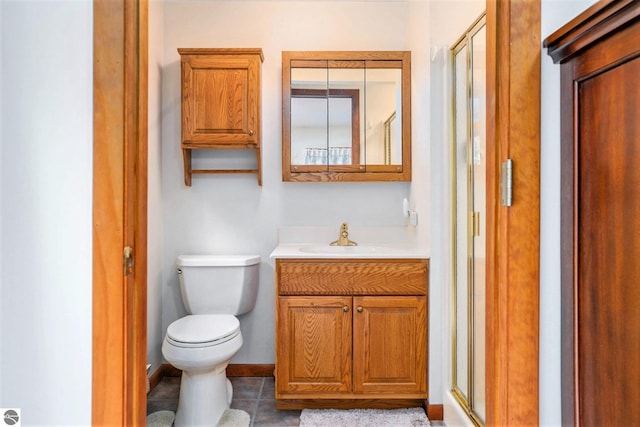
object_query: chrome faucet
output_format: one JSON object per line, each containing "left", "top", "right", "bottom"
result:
{"left": 330, "top": 222, "right": 358, "bottom": 246}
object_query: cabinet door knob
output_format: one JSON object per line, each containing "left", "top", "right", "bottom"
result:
{"left": 248, "top": 129, "right": 254, "bottom": 136}
{"left": 357, "top": 306, "right": 363, "bottom": 313}
{"left": 343, "top": 306, "right": 349, "bottom": 312}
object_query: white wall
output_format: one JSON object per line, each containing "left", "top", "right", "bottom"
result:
{"left": 0, "top": 0, "right": 4, "bottom": 405}
{"left": 158, "top": 0, "right": 441, "bottom": 391}
{"left": 407, "top": 0, "right": 436, "bottom": 404}
{"left": 0, "top": 1, "right": 93, "bottom": 425}
{"left": 147, "top": 0, "right": 166, "bottom": 376}
{"left": 539, "top": 1, "right": 596, "bottom": 425}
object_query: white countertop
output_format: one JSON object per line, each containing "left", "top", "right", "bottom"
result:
{"left": 269, "top": 226, "right": 429, "bottom": 259}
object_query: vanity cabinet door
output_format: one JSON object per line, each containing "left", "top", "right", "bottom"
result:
{"left": 352, "top": 296, "right": 427, "bottom": 395}
{"left": 276, "top": 296, "right": 352, "bottom": 395}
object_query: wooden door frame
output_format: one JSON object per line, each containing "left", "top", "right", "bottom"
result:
{"left": 92, "top": 1, "right": 148, "bottom": 425}
{"left": 485, "top": 0, "right": 541, "bottom": 425}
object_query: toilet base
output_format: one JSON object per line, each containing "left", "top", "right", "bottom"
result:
{"left": 174, "top": 369, "right": 233, "bottom": 427}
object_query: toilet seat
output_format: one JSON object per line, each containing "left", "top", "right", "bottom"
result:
{"left": 166, "top": 314, "right": 240, "bottom": 348}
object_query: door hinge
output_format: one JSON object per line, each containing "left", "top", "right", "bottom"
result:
{"left": 501, "top": 158, "right": 513, "bottom": 207}
{"left": 123, "top": 246, "right": 134, "bottom": 275}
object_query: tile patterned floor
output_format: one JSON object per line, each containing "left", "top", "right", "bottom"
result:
{"left": 147, "top": 376, "right": 300, "bottom": 427}
{"left": 147, "top": 376, "right": 445, "bottom": 426}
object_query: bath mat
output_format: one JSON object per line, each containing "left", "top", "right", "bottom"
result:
{"left": 217, "top": 408, "right": 251, "bottom": 427}
{"left": 299, "top": 407, "right": 430, "bottom": 427}
{"left": 147, "top": 410, "right": 175, "bottom": 427}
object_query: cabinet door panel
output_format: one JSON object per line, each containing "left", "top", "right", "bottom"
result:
{"left": 276, "top": 296, "right": 352, "bottom": 394}
{"left": 192, "top": 67, "right": 247, "bottom": 133}
{"left": 353, "top": 296, "right": 427, "bottom": 395}
{"left": 181, "top": 56, "right": 260, "bottom": 145}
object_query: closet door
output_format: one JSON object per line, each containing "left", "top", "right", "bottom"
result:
{"left": 576, "top": 55, "right": 640, "bottom": 426}
{"left": 545, "top": 2, "right": 640, "bottom": 425}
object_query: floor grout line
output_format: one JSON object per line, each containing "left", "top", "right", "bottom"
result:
{"left": 257, "top": 377, "right": 266, "bottom": 399}
{"left": 249, "top": 377, "right": 264, "bottom": 427}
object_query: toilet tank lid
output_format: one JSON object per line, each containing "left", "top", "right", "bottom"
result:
{"left": 177, "top": 254, "right": 261, "bottom": 267}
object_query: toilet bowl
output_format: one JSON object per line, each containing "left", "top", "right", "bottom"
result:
{"left": 162, "top": 315, "right": 243, "bottom": 426}
{"left": 162, "top": 255, "right": 260, "bottom": 427}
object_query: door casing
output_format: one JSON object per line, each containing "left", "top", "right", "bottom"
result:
{"left": 92, "top": 1, "right": 148, "bottom": 425}
{"left": 485, "top": 1, "right": 541, "bottom": 425}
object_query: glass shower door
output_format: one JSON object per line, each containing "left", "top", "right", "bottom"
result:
{"left": 451, "top": 13, "right": 486, "bottom": 426}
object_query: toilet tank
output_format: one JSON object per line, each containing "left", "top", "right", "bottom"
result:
{"left": 176, "top": 255, "right": 260, "bottom": 315}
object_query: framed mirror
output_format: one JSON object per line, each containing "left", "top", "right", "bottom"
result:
{"left": 282, "top": 51, "right": 411, "bottom": 182}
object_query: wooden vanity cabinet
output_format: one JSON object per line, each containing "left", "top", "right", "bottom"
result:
{"left": 178, "top": 48, "right": 263, "bottom": 186}
{"left": 275, "top": 259, "right": 429, "bottom": 408}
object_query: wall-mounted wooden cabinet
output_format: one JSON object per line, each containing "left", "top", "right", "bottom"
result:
{"left": 274, "top": 259, "right": 428, "bottom": 408}
{"left": 179, "top": 48, "right": 263, "bottom": 186}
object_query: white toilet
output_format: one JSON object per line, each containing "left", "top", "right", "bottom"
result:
{"left": 162, "top": 254, "right": 260, "bottom": 427}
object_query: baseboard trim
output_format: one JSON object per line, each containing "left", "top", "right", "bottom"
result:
{"left": 227, "top": 364, "right": 275, "bottom": 377}
{"left": 427, "top": 403, "right": 444, "bottom": 421}
{"left": 149, "top": 363, "right": 275, "bottom": 386}
{"left": 162, "top": 364, "right": 181, "bottom": 377}
{"left": 148, "top": 364, "right": 174, "bottom": 393}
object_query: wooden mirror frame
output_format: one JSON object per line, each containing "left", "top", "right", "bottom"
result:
{"left": 282, "top": 51, "right": 411, "bottom": 182}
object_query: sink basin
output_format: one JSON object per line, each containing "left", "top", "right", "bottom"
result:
{"left": 298, "top": 244, "right": 402, "bottom": 255}
{"left": 270, "top": 227, "right": 429, "bottom": 259}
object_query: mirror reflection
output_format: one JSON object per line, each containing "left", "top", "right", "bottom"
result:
{"left": 292, "top": 92, "right": 358, "bottom": 165}
{"left": 364, "top": 67, "right": 402, "bottom": 166}
{"left": 290, "top": 63, "right": 365, "bottom": 172}
{"left": 283, "top": 51, "right": 411, "bottom": 182}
